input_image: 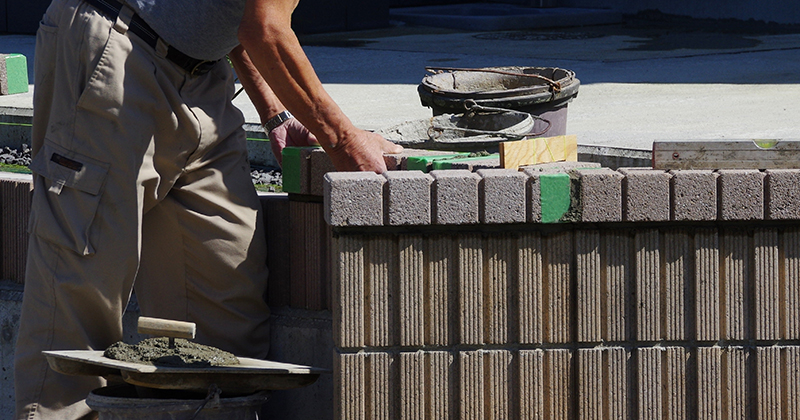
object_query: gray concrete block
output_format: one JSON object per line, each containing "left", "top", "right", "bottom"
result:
{"left": 718, "top": 169, "right": 765, "bottom": 221}
{"left": 324, "top": 172, "right": 385, "bottom": 227}
{"left": 260, "top": 193, "right": 291, "bottom": 308}
{"left": 697, "top": 347, "right": 723, "bottom": 419}
{"left": 522, "top": 170, "right": 542, "bottom": 223}
{"left": 519, "top": 350, "right": 545, "bottom": 419}
{"left": 366, "top": 236, "right": 398, "bottom": 347}
{"left": 486, "top": 350, "right": 513, "bottom": 420}
{"left": 288, "top": 200, "right": 329, "bottom": 310}
{"left": 576, "top": 231, "right": 601, "bottom": 343}
{"left": 605, "top": 348, "right": 629, "bottom": 419}
{"left": 426, "top": 351, "right": 455, "bottom": 419}
{"left": 310, "top": 148, "right": 337, "bottom": 196}
{"left": 695, "top": 229, "right": 721, "bottom": 341}
{"left": 664, "top": 347, "right": 689, "bottom": 419}
{"left": 399, "top": 236, "right": 425, "bottom": 347}
{"left": 637, "top": 347, "right": 662, "bottom": 420}
{"left": 332, "top": 236, "right": 365, "bottom": 349}
{"left": 400, "top": 351, "right": 425, "bottom": 420}
{"left": 485, "top": 234, "right": 514, "bottom": 344}
{"left": 664, "top": 231, "right": 691, "bottom": 341}
{"left": 0, "top": 177, "right": 32, "bottom": 283}
{"left": 755, "top": 229, "right": 780, "bottom": 340}
{"left": 756, "top": 347, "right": 782, "bottom": 420}
{"left": 787, "top": 347, "right": 800, "bottom": 417}
{"left": 426, "top": 235, "right": 455, "bottom": 346}
{"left": 786, "top": 229, "right": 800, "bottom": 340}
{"left": 670, "top": 170, "right": 718, "bottom": 221}
{"left": 477, "top": 168, "right": 527, "bottom": 224}
{"left": 603, "top": 230, "right": 631, "bottom": 342}
{"left": 458, "top": 234, "right": 483, "bottom": 345}
{"left": 334, "top": 352, "right": 365, "bottom": 420}
{"left": 577, "top": 349, "right": 603, "bottom": 420}
{"left": 766, "top": 169, "right": 800, "bottom": 220}
{"left": 518, "top": 233, "right": 543, "bottom": 345}
{"left": 520, "top": 161, "right": 601, "bottom": 172}
{"left": 382, "top": 171, "right": 433, "bottom": 226}
{"left": 430, "top": 170, "right": 480, "bottom": 225}
{"left": 545, "top": 232, "right": 572, "bottom": 344}
{"left": 448, "top": 156, "right": 501, "bottom": 171}
{"left": 570, "top": 168, "right": 624, "bottom": 222}
{"left": 723, "top": 230, "right": 751, "bottom": 341}
{"left": 459, "top": 351, "right": 485, "bottom": 420}
{"left": 619, "top": 168, "right": 671, "bottom": 221}
{"left": 544, "top": 349, "right": 573, "bottom": 420}
{"left": 635, "top": 230, "right": 661, "bottom": 342}
{"left": 724, "top": 347, "right": 750, "bottom": 419}
{"left": 366, "top": 352, "right": 396, "bottom": 420}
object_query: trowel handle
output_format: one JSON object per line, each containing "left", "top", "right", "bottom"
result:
{"left": 137, "top": 316, "right": 196, "bottom": 340}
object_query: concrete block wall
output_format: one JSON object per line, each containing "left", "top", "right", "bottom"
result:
{"left": 323, "top": 166, "right": 800, "bottom": 420}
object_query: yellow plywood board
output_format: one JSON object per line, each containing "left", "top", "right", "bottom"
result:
{"left": 500, "top": 135, "right": 578, "bottom": 169}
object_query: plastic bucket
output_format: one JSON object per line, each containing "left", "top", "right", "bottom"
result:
{"left": 86, "top": 385, "right": 270, "bottom": 420}
{"left": 418, "top": 66, "right": 580, "bottom": 137}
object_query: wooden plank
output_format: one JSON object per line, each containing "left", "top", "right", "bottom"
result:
{"left": 500, "top": 135, "right": 578, "bottom": 170}
{"left": 653, "top": 140, "right": 800, "bottom": 169}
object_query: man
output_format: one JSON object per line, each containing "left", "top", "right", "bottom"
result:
{"left": 14, "top": 0, "right": 402, "bottom": 417}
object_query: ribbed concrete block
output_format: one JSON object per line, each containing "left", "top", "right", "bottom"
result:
{"left": 519, "top": 350, "right": 544, "bottom": 420}
{"left": 664, "top": 231, "right": 690, "bottom": 341}
{"left": 619, "top": 168, "right": 672, "bottom": 221}
{"left": 458, "top": 234, "right": 484, "bottom": 345}
{"left": 695, "top": 229, "right": 721, "bottom": 341}
{"left": 605, "top": 347, "right": 629, "bottom": 419}
{"left": 366, "top": 352, "right": 396, "bottom": 420}
{"left": 261, "top": 194, "right": 291, "bottom": 308}
{"left": 366, "top": 236, "right": 397, "bottom": 347}
{"left": 578, "top": 349, "right": 603, "bottom": 420}
{"left": 723, "top": 229, "right": 751, "bottom": 341}
{"left": 571, "top": 168, "right": 624, "bottom": 222}
{"left": 427, "top": 351, "right": 455, "bottom": 420}
{"left": 486, "top": 350, "right": 513, "bottom": 420}
{"left": 636, "top": 230, "right": 661, "bottom": 342}
{"left": 400, "top": 351, "right": 425, "bottom": 420}
{"left": 324, "top": 172, "right": 385, "bottom": 226}
{"left": 718, "top": 170, "right": 765, "bottom": 221}
{"left": 756, "top": 347, "right": 782, "bottom": 420}
{"left": 576, "top": 231, "right": 601, "bottom": 343}
{"left": 518, "top": 233, "right": 543, "bottom": 345}
{"left": 427, "top": 235, "right": 455, "bottom": 346}
{"left": 669, "top": 170, "right": 718, "bottom": 221}
{"left": 786, "top": 347, "right": 800, "bottom": 418}
{"left": 459, "top": 351, "right": 485, "bottom": 420}
{"left": 431, "top": 170, "right": 481, "bottom": 225}
{"left": 697, "top": 347, "right": 723, "bottom": 420}
{"left": 723, "top": 347, "right": 751, "bottom": 420}
{"left": 477, "top": 169, "right": 527, "bottom": 224}
{"left": 334, "top": 352, "right": 366, "bottom": 420}
{"left": 485, "top": 234, "right": 515, "bottom": 344}
{"left": 0, "top": 177, "right": 32, "bottom": 283}
{"left": 765, "top": 169, "right": 800, "bottom": 220}
{"left": 288, "top": 200, "right": 328, "bottom": 310}
{"left": 603, "top": 230, "right": 631, "bottom": 342}
{"left": 333, "top": 236, "right": 365, "bottom": 349}
{"left": 785, "top": 229, "right": 800, "bottom": 339}
{"left": 310, "top": 148, "right": 337, "bottom": 196}
{"left": 383, "top": 171, "right": 433, "bottom": 225}
{"left": 544, "top": 232, "right": 572, "bottom": 344}
{"left": 755, "top": 229, "right": 780, "bottom": 340}
{"left": 399, "top": 236, "right": 425, "bottom": 347}
{"left": 544, "top": 349, "right": 573, "bottom": 420}
{"left": 638, "top": 348, "right": 662, "bottom": 420}
{"left": 664, "top": 347, "right": 689, "bottom": 419}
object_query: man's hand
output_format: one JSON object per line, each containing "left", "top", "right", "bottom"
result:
{"left": 325, "top": 128, "right": 403, "bottom": 173}
{"left": 269, "top": 118, "right": 319, "bottom": 166}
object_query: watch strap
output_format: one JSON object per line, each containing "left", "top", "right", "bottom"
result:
{"left": 263, "top": 110, "right": 294, "bottom": 134}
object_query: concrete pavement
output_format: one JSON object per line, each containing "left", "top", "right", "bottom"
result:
{"left": 3, "top": 15, "right": 800, "bottom": 152}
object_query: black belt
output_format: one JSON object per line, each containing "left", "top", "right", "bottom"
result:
{"left": 84, "top": 0, "right": 218, "bottom": 76}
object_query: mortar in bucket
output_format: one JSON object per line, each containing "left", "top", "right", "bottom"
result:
{"left": 418, "top": 66, "right": 579, "bottom": 137}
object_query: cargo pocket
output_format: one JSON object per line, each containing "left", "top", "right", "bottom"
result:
{"left": 29, "top": 140, "right": 110, "bottom": 256}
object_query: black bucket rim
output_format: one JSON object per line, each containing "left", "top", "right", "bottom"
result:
{"left": 419, "top": 66, "right": 579, "bottom": 101}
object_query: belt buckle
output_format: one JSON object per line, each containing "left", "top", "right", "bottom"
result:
{"left": 190, "top": 60, "right": 214, "bottom": 76}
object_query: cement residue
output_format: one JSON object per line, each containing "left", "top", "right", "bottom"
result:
{"left": 104, "top": 337, "right": 240, "bottom": 368}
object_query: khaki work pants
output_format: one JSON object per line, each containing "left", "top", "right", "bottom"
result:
{"left": 14, "top": 0, "right": 271, "bottom": 418}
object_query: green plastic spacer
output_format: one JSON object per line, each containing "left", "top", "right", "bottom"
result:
{"left": 539, "top": 173, "right": 572, "bottom": 223}
{"left": 1, "top": 54, "right": 29, "bottom": 95}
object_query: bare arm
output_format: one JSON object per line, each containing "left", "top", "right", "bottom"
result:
{"left": 237, "top": 0, "right": 401, "bottom": 172}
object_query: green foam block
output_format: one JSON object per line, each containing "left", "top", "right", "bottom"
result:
{"left": 431, "top": 154, "right": 499, "bottom": 170}
{"left": 1, "top": 54, "right": 29, "bottom": 95}
{"left": 406, "top": 154, "right": 469, "bottom": 172}
{"left": 539, "top": 173, "right": 572, "bottom": 223}
{"left": 280, "top": 146, "right": 311, "bottom": 194}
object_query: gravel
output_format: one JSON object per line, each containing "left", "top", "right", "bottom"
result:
{"left": 1, "top": 144, "right": 282, "bottom": 190}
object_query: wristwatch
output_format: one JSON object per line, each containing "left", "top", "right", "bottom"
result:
{"left": 263, "top": 110, "right": 294, "bottom": 134}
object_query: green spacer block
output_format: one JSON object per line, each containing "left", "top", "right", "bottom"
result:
{"left": 406, "top": 154, "right": 469, "bottom": 172}
{"left": 281, "top": 147, "right": 305, "bottom": 194}
{"left": 431, "top": 154, "right": 499, "bottom": 170}
{"left": 539, "top": 173, "right": 572, "bottom": 223}
{"left": 1, "top": 54, "right": 29, "bottom": 95}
